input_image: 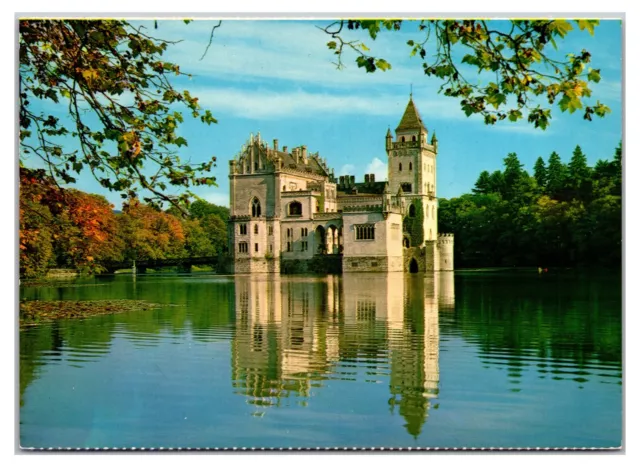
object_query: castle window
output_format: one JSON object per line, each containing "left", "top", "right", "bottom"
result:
{"left": 301, "top": 228, "right": 308, "bottom": 237}
{"left": 238, "top": 242, "right": 248, "bottom": 253}
{"left": 251, "top": 198, "right": 261, "bottom": 217}
{"left": 255, "top": 243, "right": 259, "bottom": 252}
{"left": 401, "top": 136, "right": 405, "bottom": 142}
{"left": 283, "top": 185, "right": 286, "bottom": 191}
{"left": 409, "top": 204, "right": 416, "bottom": 218}
{"left": 412, "top": 135, "right": 416, "bottom": 142}
{"left": 286, "top": 241, "right": 291, "bottom": 252}
{"left": 268, "top": 226, "right": 273, "bottom": 236}
{"left": 254, "top": 224, "right": 259, "bottom": 234}
{"left": 409, "top": 162, "right": 413, "bottom": 171}
{"left": 426, "top": 206, "right": 429, "bottom": 219}
{"left": 399, "top": 162, "right": 403, "bottom": 172}
{"left": 355, "top": 223, "right": 375, "bottom": 241}
{"left": 301, "top": 241, "right": 308, "bottom": 252}
{"left": 287, "top": 228, "right": 292, "bottom": 238}
{"left": 288, "top": 201, "right": 302, "bottom": 216}
{"left": 269, "top": 244, "right": 273, "bottom": 252}
{"left": 401, "top": 183, "right": 412, "bottom": 193}
{"left": 254, "top": 161, "right": 259, "bottom": 171}
{"left": 239, "top": 224, "right": 247, "bottom": 235}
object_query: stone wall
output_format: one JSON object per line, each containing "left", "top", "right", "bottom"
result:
{"left": 342, "top": 255, "right": 403, "bottom": 273}
{"left": 281, "top": 255, "right": 343, "bottom": 274}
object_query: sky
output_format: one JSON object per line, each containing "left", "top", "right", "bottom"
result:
{"left": 22, "top": 18, "right": 623, "bottom": 208}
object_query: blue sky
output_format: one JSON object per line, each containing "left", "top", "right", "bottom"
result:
{"left": 23, "top": 19, "right": 623, "bottom": 208}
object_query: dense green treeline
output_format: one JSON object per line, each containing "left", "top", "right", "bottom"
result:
{"left": 438, "top": 143, "right": 622, "bottom": 268}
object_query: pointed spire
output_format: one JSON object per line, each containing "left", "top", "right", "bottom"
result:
{"left": 396, "top": 95, "right": 426, "bottom": 132}
{"left": 386, "top": 127, "right": 392, "bottom": 137}
{"left": 431, "top": 131, "right": 437, "bottom": 142}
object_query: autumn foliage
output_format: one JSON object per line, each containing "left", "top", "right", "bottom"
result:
{"left": 19, "top": 168, "right": 229, "bottom": 278}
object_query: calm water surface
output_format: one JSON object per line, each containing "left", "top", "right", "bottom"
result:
{"left": 19, "top": 271, "right": 622, "bottom": 449}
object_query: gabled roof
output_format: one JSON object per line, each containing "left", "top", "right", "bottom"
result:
{"left": 395, "top": 96, "right": 426, "bottom": 132}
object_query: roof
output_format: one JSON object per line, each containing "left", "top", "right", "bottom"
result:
{"left": 337, "top": 181, "right": 387, "bottom": 196}
{"left": 395, "top": 97, "right": 426, "bottom": 132}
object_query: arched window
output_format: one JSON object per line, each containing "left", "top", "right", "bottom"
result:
{"left": 289, "top": 201, "right": 302, "bottom": 216}
{"left": 254, "top": 161, "right": 259, "bottom": 171}
{"left": 251, "top": 198, "right": 261, "bottom": 217}
{"left": 412, "top": 135, "right": 416, "bottom": 142}
{"left": 409, "top": 204, "right": 416, "bottom": 218}
{"left": 401, "top": 136, "right": 405, "bottom": 142}
{"left": 409, "top": 162, "right": 413, "bottom": 171}
{"left": 399, "top": 162, "right": 403, "bottom": 172}
{"left": 254, "top": 224, "right": 259, "bottom": 234}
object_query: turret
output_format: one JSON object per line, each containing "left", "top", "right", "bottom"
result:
{"left": 386, "top": 127, "right": 393, "bottom": 151}
{"left": 431, "top": 131, "right": 438, "bottom": 153}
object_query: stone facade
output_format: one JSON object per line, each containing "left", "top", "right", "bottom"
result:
{"left": 227, "top": 96, "right": 454, "bottom": 274}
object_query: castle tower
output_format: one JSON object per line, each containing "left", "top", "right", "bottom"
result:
{"left": 387, "top": 95, "right": 438, "bottom": 246}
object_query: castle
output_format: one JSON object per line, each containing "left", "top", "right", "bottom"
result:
{"left": 227, "top": 95, "right": 454, "bottom": 274}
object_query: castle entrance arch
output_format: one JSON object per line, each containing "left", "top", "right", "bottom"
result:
{"left": 409, "top": 258, "right": 419, "bottom": 273}
{"left": 315, "top": 226, "right": 326, "bottom": 255}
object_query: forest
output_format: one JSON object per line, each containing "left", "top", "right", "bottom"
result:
{"left": 437, "top": 143, "right": 622, "bottom": 268}
{"left": 19, "top": 167, "right": 229, "bottom": 278}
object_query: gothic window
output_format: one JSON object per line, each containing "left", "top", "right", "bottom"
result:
{"left": 268, "top": 226, "right": 273, "bottom": 236}
{"left": 254, "top": 161, "right": 259, "bottom": 171}
{"left": 409, "top": 162, "right": 413, "bottom": 171}
{"left": 283, "top": 185, "right": 286, "bottom": 191}
{"left": 399, "top": 162, "right": 403, "bottom": 172}
{"left": 287, "top": 241, "right": 291, "bottom": 252}
{"left": 301, "top": 228, "right": 308, "bottom": 237}
{"left": 238, "top": 242, "right": 248, "bottom": 253}
{"left": 239, "top": 224, "right": 247, "bottom": 235}
{"left": 401, "top": 183, "right": 412, "bottom": 193}
{"left": 254, "top": 243, "right": 259, "bottom": 252}
{"left": 412, "top": 135, "right": 416, "bottom": 142}
{"left": 287, "top": 228, "right": 292, "bottom": 238}
{"left": 355, "top": 224, "right": 375, "bottom": 240}
{"left": 289, "top": 201, "right": 302, "bottom": 216}
{"left": 254, "top": 224, "right": 259, "bottom": 234}
{"left": 401, "top": 136, "right": 405, "bottom": 142}
{"left": 409, "top": 204, "right": 416, "bottom": 218}
{"left": 269, "top": 244, "right": 273, "bottom": 252}
{"left": 251, "top": 198, "right": 261, "bottom": 217}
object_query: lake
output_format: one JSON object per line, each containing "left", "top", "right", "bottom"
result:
{"left": 19, "top": 271, "right": 622, "bottom": 449}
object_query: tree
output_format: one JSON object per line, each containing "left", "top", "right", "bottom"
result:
{"left": 19, "top": 19, "right": 218, "bottom": 211}
{"left": 502, "top": 152, "right": 525, "bottom": 200}
{"left": 321, "top": 19, "right": 611, "bottom": 129}
{"left": 533, "top": 156, "right": 548, "bottom": 189}
{"left": 546, "top": 151, "right": 567, "bottom": 198}
{"left": 472, "top": 170, "right": 493, "bottom": 194}
{"left": 117, "top": 199, "right": 185, "bottom": 261}
{"left": 567, "top": 145, "right": 592, "bottom": 200}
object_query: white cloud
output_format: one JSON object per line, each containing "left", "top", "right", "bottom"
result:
{"left": 365, "top": 157, "right": 388, "bottom": 181}
{"left": 189, "top": 86, "right": 467, "bottom": 121}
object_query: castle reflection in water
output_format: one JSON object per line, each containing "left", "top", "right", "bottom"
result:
{"left": 231, "top": 272, "right": 454, "bottom": 437}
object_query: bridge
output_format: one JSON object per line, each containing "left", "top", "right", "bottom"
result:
{"left": 101, "top": 256, "right": 219, "bottom": 273}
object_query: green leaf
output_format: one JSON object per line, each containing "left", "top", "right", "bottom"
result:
{"left": 375, "top": 58, "right": 391, "bottom": 71}
{"left": 508, "top": 109, "right": 523, "bottom": 122}
{"left": 587, "top": 68, "right": 601, "bottom": 83}
{"left": 576, "top": 19, "right": 599, "bottom": 36}
{"left": 327, "top": 41, "right": 337, "bottom": 50}
{"left": 550, "top": 20, "right": 574, "bottom": 38}
{"left": 174, "top": 137, "right": 188, "bottom": 147}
